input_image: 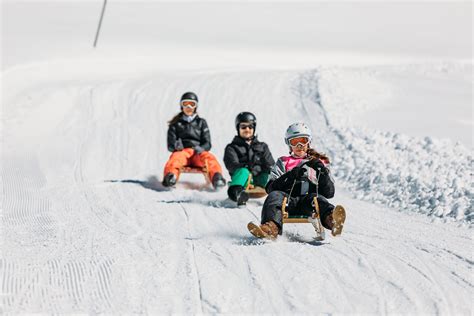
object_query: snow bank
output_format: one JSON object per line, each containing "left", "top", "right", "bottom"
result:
{"left": 295, "top": 65, "right": 473, "bottom": 223}
{"left": 333, "top": 129, "right": 472, "bottom": 222}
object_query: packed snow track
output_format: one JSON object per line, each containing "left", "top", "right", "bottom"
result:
{"left": 2, "top": 66, "right": 472, "bottom": 314}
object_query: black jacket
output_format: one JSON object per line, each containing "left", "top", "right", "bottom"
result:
{"left": 266, "top": 164, "right": 335, "bottom": 199}
{"left": 167, "top": 114, "right": 211, "bottom": 152}
{"left": 223, "top": 136, "right": 275, "bottom": 176}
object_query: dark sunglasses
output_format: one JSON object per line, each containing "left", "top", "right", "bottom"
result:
{"left": 239, "top": 124, "right": 254, "bottom": 130}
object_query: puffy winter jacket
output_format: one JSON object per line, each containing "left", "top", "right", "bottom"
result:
{"left": 266, "top": 155, "right": 335, "bottom": 198}
{"left": 167, "top": 114, "right": 211, "bottom": 152}
{"left": 223, "top": 136, "right": 275, "bottom": 176}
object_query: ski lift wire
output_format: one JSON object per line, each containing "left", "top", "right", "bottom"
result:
{"left": 93, "top": 0, "right": 107, "bottom": 48}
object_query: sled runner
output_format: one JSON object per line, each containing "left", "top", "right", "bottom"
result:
{"left": 179, "top": 160, "right": 211, "bottom": 184}
{"left": 282, "top": 196, "right": 326, "bottom": 241}
{"left": 244, "top": 174, "right": 268, "bottom": 198}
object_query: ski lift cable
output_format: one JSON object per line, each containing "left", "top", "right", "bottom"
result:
{"left": 93, "top": 0, "right": 108, "bottom": 48}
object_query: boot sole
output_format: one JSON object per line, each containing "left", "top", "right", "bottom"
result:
{"left": 247, "top": 222, "right": 276, "bottom": 240}
{"left": 237, "top": 192, "right": 249, "bottom": 206}
{"left": 213, "top": 182, "right": 226, "bottom": 190}
{"left": 331, "top": 205, "right": 346, "bottom": 237}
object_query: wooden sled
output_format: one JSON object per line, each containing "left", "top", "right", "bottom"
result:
{"left": 179, "top": 160, "right": 211, "bottom": 184}
{"left": 282, "top": 196, "right": 326, "bottom": 241}
{"left": 244, "top": 174, "right": 268, "bottom": 199}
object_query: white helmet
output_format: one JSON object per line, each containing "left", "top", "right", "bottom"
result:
{"left": 284, "top": 122, "right": 312, "bottom": 145}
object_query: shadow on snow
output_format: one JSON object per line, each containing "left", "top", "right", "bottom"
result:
{"left": 105, "top": 175, "right": 170, "bottom": 192}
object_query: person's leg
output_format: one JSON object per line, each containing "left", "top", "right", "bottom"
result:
{"left": 188, "top": 150, "right": 202, "bottom": 169}
{"left": 249, "top": 191, "right": 304, "bottom": 239}
{"left": 252, "top": 172, "right": 270, "bottom": 188}
{"left": 228, "top": 168, "right": 251, "bottom": 187}
{"left": 291, "top": 193, "right": 318, "bottom": 217}
{"left": 163, "top": 148, "right": 194, "bottom": 181}
{"left": 250, "top": 191, "right": 300, "bottom": 238}
{"left": 227, "top": 168, "right": 251, "bottom": 203}
{"left": 195, "top": 151, "right": 223, "bottom": 182}
{"left": 261, "top": 191, "right": 288, "bottom": 234}
{"left": 316, "top": 196, "right": 335, "bottom": 229}
{"left": 316, "top": 196, "right": 346, "bottom": 236}
{"left": 330, "top": 205, "right": 346, "bottom": 236}
{"left": 191, "top": 151, "right": 226, "bottom": 188}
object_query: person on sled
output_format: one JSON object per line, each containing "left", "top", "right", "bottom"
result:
{"left": 248, "top": 122, "right": 346, "bottom": 239}
{"left": 162, "top": 92, "right": 226, "bottom": 189}
{"left": 223, "top": 112, "right": 275, "bottom": 205}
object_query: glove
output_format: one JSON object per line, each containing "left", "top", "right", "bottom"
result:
{"left": 174, "top": 139, "right": 184, "bottom": 151}
{"left": 251, "top": 165, "right": 262, "bottom": 177}
{"left": 288, "top": 166, "right": 307, "bottom": 180}
{"left": 305, "top": 159, "right": 328, "bottom": 174}
{"left": 269, "top": 166, "right": 307, "bottom": 192}
{"left": 194, "top": 146, "right": 205, "bottom": 154}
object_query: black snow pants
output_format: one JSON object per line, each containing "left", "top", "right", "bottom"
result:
{"left": 261, "top": 191, "right": 335, "bottom": 234}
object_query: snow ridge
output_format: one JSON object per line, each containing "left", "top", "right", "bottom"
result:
{"left": 333, "top": 128, "right": 472, "bottom": 223}
{"left": 295, "top": 69, "right": 473, "bottom": 223}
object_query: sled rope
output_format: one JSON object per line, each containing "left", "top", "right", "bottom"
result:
{"left": 281, "top": 166, "right": 326, "bottom": 240}
{"left": 282, "top": 164, "right": 307, "bottom": 217}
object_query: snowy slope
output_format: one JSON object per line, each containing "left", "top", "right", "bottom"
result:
{"left": 2, "top": 1, "right": 473, "bottom": 314}
{"left": 2, "top": 65, "right": 473, "bottom": 314}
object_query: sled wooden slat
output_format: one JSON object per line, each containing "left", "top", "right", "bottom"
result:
{"left": 245, "top": 174, "right": 268, "bottom": 198}
{"left": 246, "top": 186, "right": 267, "bottom": 198}
{"left": 281, "top": 196, "right": 325, "bottom": 239}
{"left": 182, "top": 167, "right": 205, "bottom": 173}
{"left": 282, "top": 197, "right": 319, "bottom": 222}
{"left": 284, "top": 217, "right": 311, "bottom": 223}
{"left": 179, "top": 160, "right": 211, "bottom": 184}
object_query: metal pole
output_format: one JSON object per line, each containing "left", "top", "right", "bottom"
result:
{"left": 93, "top": 0, "right": 108, "bottom": 48}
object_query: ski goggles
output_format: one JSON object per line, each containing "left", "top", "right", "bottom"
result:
{"left": 239, "top": 123, "right": 255, "bottom": 130}
{"left": 288, "top": 136, "right": 310, "bottom": 147}
{"left": 181, "top": 100, "right": 197, "bottom": 108}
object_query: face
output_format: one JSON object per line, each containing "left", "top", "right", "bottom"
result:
{"left": 238, "top": 123, "right": 255, "bottom": 139}
{"left": 288, "top": 136, "right": 310, "bottom": 157}
{"left": 181, "top": 100, "right": 197, "bottom": 116}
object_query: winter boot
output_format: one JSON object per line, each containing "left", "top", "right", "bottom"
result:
{"left": 324, "top": 205, "right": 346, "bottom": 237}
{"left": 237, "top": 191, "right": 249, "bottom": 206}
{"left": 212, "top": 173, "right": 226, "bottom": 189}
{"left": 247, "top": 221, "right": 279, "bottom": 240}
{"left": 228, "top": 185, "right": 250, "bottom": 206}
{"left": 162, "top": 173, "right": 177, "bottom": 187}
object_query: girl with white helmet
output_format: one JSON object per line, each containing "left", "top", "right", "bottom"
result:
{"left": 247, "top": 122, "right": 346, "bottom": 239}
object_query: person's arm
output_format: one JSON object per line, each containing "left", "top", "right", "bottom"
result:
{"left": 224, "top": 145, "right": 246, "bottom": 175}
{"left": 261, "top": 143, "right": 275, "bottom": 173}
{"left": 317, "top": 168, "right": 335, "bottom": 198}
{"left": 266, "top": 166, "right": 306, "bottom": 193}
{"left": 266, "top": 159, "right": 293, "bottom": 193}
{"left": 306, "top": 159, "right": 335, "bottom": 198}
{"left": 167, "top": 124, "right": 177, "bottom": 152}
{"left": 199, "top": 119, "right": 212, "bottom": 151}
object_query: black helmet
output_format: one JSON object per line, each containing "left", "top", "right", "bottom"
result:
{"left": 235, "top": 112, "right": 257, "bottom": 132}
{"left": 180, "top": 92, "right": 198, "bottom": 103}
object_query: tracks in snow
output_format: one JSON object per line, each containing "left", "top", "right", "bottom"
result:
{"left": 2, "top": 70, "right": 472, "bottom": 314}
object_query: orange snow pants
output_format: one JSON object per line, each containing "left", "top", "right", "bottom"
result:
{"left": 163, "top": 148, "right": 223, "bottom": 181}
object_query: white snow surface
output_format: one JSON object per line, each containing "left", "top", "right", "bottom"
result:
{"left": 2, "top": 1, "right": 473, "bottom": 314}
